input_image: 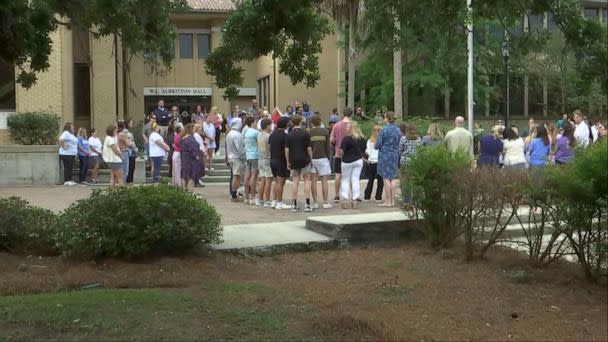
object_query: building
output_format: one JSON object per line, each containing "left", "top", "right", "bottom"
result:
{"left": 0, "top": 0, "right": 343, "bottom": 144}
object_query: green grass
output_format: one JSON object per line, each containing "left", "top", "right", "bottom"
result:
{"left": 375, "top": 284, "right": 414, "bottom": 304}
{"left": 384, "top": 259, "right": 404, "bottom": 271}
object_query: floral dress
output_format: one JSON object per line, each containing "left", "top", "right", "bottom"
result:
{"left": 375, "top": 123, "right": 401, "bottom": 180}
{"left": 398, "top": 136, "right": 421, "bottom": 167}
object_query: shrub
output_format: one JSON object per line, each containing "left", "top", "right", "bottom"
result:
{"left": 402, "top": 145, "right": 471, "bottom": 248}
{"left": 53, "top": 185, "right": 223, "bottom": 259}
{"left": 7, "top": 112, "right": 61, "bottom": 145}
{"left": 0, "top": 197, "right": 57, "bottom": 255}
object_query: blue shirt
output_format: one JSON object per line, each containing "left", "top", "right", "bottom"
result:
{"left": 244, "top": 128, "right": 260, "bottom": 160}
{"left": 77, "top": 136, "right": 91, "bottom": 157}
{"left": 528, "top": 137, "right": 550, "bottom": 167}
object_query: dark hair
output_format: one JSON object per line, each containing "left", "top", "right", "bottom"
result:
{"left": 292, "top": 115, "right": 303, "bottom": 126}
{"left": 245, "top": 116, "right": 255, "bottom": 127}
{"left": 303, "top": 103, "right": 310, "bottom": 112}
{"left": 332, "top": 108, "right": 337, "bottom": 113}
{"left": 106, "top": 125, "right": 117, "bottom": 136}
{"left": 117, "top": 120, "right": 125, "bottom": 131}
{"left": 260, "top": 118, "right": 272, "bottom": 130}
{"left": 63, "top": 122, "right": 73, "bottom": 131}
{"left": 311, "top": 115, "right": 322, "bottom": 127}
{"left": 277, "top": 117, "right": 290, "bottom": 129}
{"left": 561, "top": 121, "right": 576, "bottom": 147}
{"left": 343, "top": 106, "right": 354, "bottom": 118}
{"left": 385, "top": 111, "right": 396, "bottom": 123}
{"left": 502, "top": 127, "right": 518, "bottom": 140}
{"left": 399, "top": 123, "right": 407, "bottom": 135}
{"left": 286, "top": 105, "right": 293, "bottom": 112}
{"left": 536, "top": 125, "right": 550, "bottom": 146}
{"left": 89, "top": 128, "right": 96, "bottom": 135}
{"left": 157, "top": 99, "right": 164, "bottom": 103}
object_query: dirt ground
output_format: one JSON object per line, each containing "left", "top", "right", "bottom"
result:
{"left": 1, "top": 243, "right": 606, "bottom": 341}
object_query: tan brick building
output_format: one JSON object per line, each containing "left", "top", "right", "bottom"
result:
{"left": 0, "top": 0, "right": 343, "bottom": 144}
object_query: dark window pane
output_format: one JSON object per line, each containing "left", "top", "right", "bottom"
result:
{"left": 73, "top": 64, "right": 91, "bottom": 118}
{"left": 547, "top": 12, "right": 557, "bottom": 31}
{"left": 585, "top": 8, "right": 598, "bottom": 19}
{"left": 179, "top": 33, "right": 193, "bottom": 59}
{"left": 0, "top": 57, "right": 16, "bottom": 110}
{"left": 197, "top": 34, "right": 210, "bottom": 59}
{"left": 528, "top": 14, "right": 544, "bottom": 32}
{"left": 603, "top": 9, "right": 607, "bottom": 23}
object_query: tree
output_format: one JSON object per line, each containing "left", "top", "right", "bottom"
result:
{"left": 0, "top": 0, "right": 187, "bottom": 88}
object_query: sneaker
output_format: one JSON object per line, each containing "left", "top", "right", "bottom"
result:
{"left": 210, "top": 167, "right": 215, "bottom": 171}
{"left": 63, "top": 181, "right": 74, "bottom": 186}
{"left": 312, "top": 203, "right": 320, "bottom": 210}
{"left": 323, "top": 203, "right": 333, "bottom": 209}
{"left": 275, "top": 202, "right": 292, "bottom": 210}
{"left": 271, "top": 200, "right": 277, "bottom": 208}
{"left": 333, "top": 196, "right": 340, "bottom": 203}
{"left": 304, "top": 205, "right": 313, "bottom": 212}
{"left": 263, "top": 201, "right": 272, "bottom": 208}
{"left": 290, "top": 205, "right": 300, "bottom": 212}
{"left": 231, "top": 197, "right": 244, "bottom": 202}
{"left": 254, "top": 199, "right": 263, "bottom": 206}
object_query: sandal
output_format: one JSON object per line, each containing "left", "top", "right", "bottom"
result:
{"left": 378, "top": 202, "right": 391, "bottom": 207}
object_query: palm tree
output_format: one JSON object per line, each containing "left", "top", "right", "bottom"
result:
{"left": 321, "top": 0, "right": 364, "bottom": 108}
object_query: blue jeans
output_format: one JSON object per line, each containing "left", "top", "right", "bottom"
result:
{"left": 121, "top": 151, "right": 130, "bottom": 182}
{"left": 151, "top": 156, "right": 163, "bottom": 183}
{"left": 505, "top": 163, "right": 527, "bottom": 170}
{"left": 78, "top": 155, "right": 89, "bottom": 183}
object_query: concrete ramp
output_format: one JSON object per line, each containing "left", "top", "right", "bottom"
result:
{"left": 305, "top": 212, "right": 424, "bottom": 243}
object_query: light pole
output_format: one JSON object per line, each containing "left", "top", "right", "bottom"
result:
{"left": 501, "top": 37, "right": 510, "bottom": 127}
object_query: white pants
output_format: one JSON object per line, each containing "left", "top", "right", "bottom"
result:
{"left": 172, "top": 151, "right": 182, "bottom": 187}
{"left": 340, "top": 159, "right": 363, "bottom": 201}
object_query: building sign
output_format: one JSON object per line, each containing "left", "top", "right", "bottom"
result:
{"left": 143, "top": 87, "right": 212, "bottom": 96}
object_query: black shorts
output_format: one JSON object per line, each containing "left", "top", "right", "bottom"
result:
{"left": 271, "top": 160, "right": 289, "bottom": 178}
{"left": 333, "top": 157, "right": 342, "bottom": 174}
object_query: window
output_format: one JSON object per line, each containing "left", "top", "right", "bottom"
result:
{"left": 528, "top": 14, "right": 544, "bottom": 32}
{"left": 257, "top": 76, "right": 270, "bottom": 108}
{"left": 584, "top": 8, "right": 598, "bottom": 20}
{"left": 0, "top": 57, "right": 16, "bottom": 110}
{"left": 603, "top": 8, "right": 608, "bottom": 23}
{"left": 547, "top": 12, "right": 557, "bottom": 31}
{"left": 197, "top": 34, "right": 210, "bottom": 58}
{"left": 73, "top": 63, "right": 91, "bottom": 118}
{"left": 179, "top": 33, "right": 193, "bottom": 59}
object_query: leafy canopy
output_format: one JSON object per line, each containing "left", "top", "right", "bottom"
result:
{"left": 0, "top": 0, "right": 188, "bottom": 88}
{"left": 204, "top": 0, "right": 332, "bottom": 99}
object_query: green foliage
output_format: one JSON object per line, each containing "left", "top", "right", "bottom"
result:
{"left": 0, "top": 0, "right": 188, "bottom": 88}
{"left": 0, "top": 197, "right": 57, "bottom": 255}
{"left": 7, "top": 112, "right": 60, "bottom": 145}
{"left": 402, "top": 146, "right": 471, "bottom": 248}
{"left": 53, "top": 185, "right": 222, "bottom": 258}
{"left": 205, "top": 0, "right": 332, "bottom": 99}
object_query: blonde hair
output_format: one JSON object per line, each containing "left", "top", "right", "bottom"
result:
{"left": 210, "top": 106, "right": 218, "bottom": 115}
{"left": 77, "top": 127, "right": 87, "bottom": 137}
{"left": 349, "top": 121, "right": 364, "bottom": 139}
{"left": 427, "top": 123, "right": 444, "bottom": 140}
{"left": 183, "top": 123, "right": 195, "bottom": 137}
{"left": 193, "top": 123, "right": 202, "bottom": 132}
{"left": 151, "top": 122, "right": 159, "bottom": 132}
{"left": 369, "top": 125, "right": 381, "bottom": 143}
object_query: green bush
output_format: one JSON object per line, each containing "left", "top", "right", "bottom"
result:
{"left": 7, "top": 112, "right": 61, "bottom": 145}
{"left": 402, "top": 145, "right": 471, "bottom": 248}
{"left": 0, "top": 197, "right": 57, "bottom": 255}
{"left": 53, "top": 185, "right": 223, "bottom": 259}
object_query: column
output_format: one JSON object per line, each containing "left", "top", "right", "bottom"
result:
{"left": 210, "top": 26, "right": 230, "bottom": 115}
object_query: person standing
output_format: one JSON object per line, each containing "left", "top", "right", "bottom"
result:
{"left": 153, "top": 99, "right": 171, "bottom": 138}
{"left": 58, "top": 122, "right": 78, "bottom": 186}
{"left": 210, "top": 107, "right": 222, "bottom": 156}
{"left": 444, "top": 116, "right": 473, "bottom": 154}
{"left": 330, "top": 106, "right": 354, "bottom": 203}
{"left": 421, "top": 123, "right": 444, "bottom": 147}
{"left": 285, "top": 115, "right": 313, "bottom": 212}
{"left": 339, "top": 122, "right": 366, "bottom": 209}
{"left": 375, "top": 112, "right": 401, "bottom": 207}
{"left": 243, "top": 116, "right": 261, "bottom": 205}
{"left": 76, "top": 127, "right": 92, "bottom": 185}
{"left": 364, "top": 125, "right": 383, "bottom": 201}
{"left": 171, "top": 123, "right": 184, "bottom": 187}
{"left": 554, "top": 121, "right": 576, "bottom": 165}
{"left": 247, "top": 99, "right": 259, "bottom": 117}
{"left": 123, "top": 119, "right": 139, "bottom": 185}
{"left": 528, "top": 125, "right": 551, "bottom": 168}
{"left": 501, "top": 127, "right": 527, "bottom": 170}
{"left": 102, "top": 125, "right": 124, "bottom": 188}
{"left": 180, "top": 123, "right": 202, "bottom": 191}
{"left": 398, "top": 123, "right": 421, "bottom": 204}
{"left": 88, "top": 128, "right": 102, "bottom": 183}
{"left": 191, "top": 105, "right": 204, "bottom": 124}
{"left": 270, "top": 117, "right": 292, "bottom": 209}
{"left": 203, "top": 114, "right": 217, "bottom": 171}
{"left": 116, "top": 121, "right": 131, "bottom": 184}
{"left": 573, "top": 109, "right": 591, "bottom": 147}
{"left": 309, "top": 115, "right": 333, "bottom": 209}
{"left": 226, "top": 118, "right": 246, "bottom": 202}
{"left": 148, "top": 122, "right": 170, "bottom": 183}
{"left": 477, "top": 125, "right": 504, "bottom": 168}
{"left": 257, "top": 118, "right": 274, "bottom": 207}
{"left": 193, "top": 123, "right": 207, "bottom": 187}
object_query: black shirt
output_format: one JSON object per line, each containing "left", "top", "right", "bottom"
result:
{"left": 285, "top": 127, "right": 311, "bottom": 169}
{"left": 269, "top": 129, "right": 288, "bottom": 165}
{"left": 341, "top": 135, "right": 366, "bottom": 163}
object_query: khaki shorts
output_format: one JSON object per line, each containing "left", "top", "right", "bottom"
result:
{"left": 311, "top": 158, "right": 332, "bottom": 177}
{"left": 258, "top": 159, "right": 273, "bottom": 178}
{"left": 230, "top": 159, "right": 245, "bottom": 176}
{"left": 290, "top": 163, "right": 312, "bottom": 178}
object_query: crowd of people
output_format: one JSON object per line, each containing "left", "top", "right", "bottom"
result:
{"left": 57, "top": 97, "right": 606, "bottom": 212}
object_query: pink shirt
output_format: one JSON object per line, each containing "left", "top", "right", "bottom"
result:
{"left": 173, "top": 133, "right": 182, "bottom": 152}
{"left": 211, "top": 114, "right": 221, "bottom": 128}
{"left": 330, "top": 120, "right": 349, "bottom": 157}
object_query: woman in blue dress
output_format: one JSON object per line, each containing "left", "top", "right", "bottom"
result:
{"left": 375, "top": 112, "right": 402, "bottom": 207}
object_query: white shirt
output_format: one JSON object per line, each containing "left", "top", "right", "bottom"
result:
{"left": 502, "top": 138, "right": 526, "bottom": 166}
{"left": 365, "top": 140, "right": 379, "bottom": 163}
{"left": 256, "top": 119, "right": 275, "bottom": 131}
{"left": 88, "top": 137, "right": 102, "bottom": 156}
{"left": 102, "top": 136, "right": 122, "bottom": 163}
{"left": 58, "top": 131, "right": 78, "bottom": 156}
{"left": 148, "top": 132, "right": 166, "bottom": 157}
{"left": 574, "top": 121, "right": 590, "bottom": 147}
{"left": 194, "top": 132, "right": 206, "bottom": 152}
{"left": 591, "top": 126, "right": 599, "bottom": 143}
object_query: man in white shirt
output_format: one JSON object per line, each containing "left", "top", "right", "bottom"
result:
{"left": 444, "top": 116, "right": 474, "bottom": 154}
{"left": 573, "top": 109, "right": 591, "bottom": 147}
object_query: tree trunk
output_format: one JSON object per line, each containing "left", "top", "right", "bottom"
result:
{"left": 485, "top": 76, "right": 490, "bottom": 117}
{"left": 524, "top": 74, "right": 529, "bottom": 117}
{"left": 444, "top": 80, "right": 450, "bottom": 119}
{"left": 347, "top": 12, "right": 356, "bottom": 108}
{"left": 542, "top": 77, "right": 548, "bottom": 117}
{"left": 393, "top": 17, "right": 403, "bottom": 119}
